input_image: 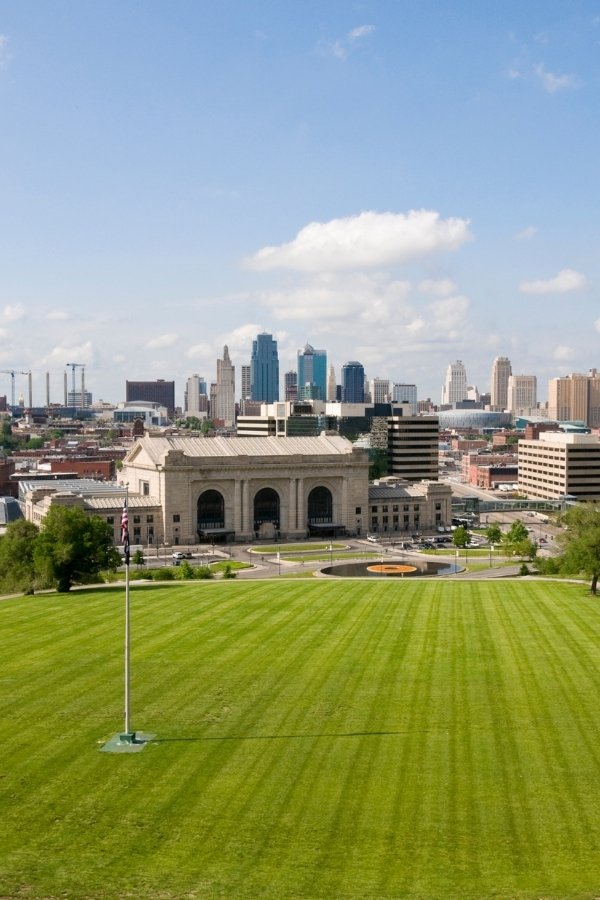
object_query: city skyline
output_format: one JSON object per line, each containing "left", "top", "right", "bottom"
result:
{"left": 0, "top": 2, "right": 598, "bottom": 403}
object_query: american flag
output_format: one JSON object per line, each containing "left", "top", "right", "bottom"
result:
{"left": 121, "top": 501, "right": 130, "bottom": 565}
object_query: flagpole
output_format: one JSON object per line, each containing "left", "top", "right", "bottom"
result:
{"left": 124, "top": 490, "right": 131, "bottom": 736}
{"left": 100, "top": 484, "right": 154, "bottom": 753}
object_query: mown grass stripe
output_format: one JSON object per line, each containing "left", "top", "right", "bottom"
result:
{"left": 488, "top": 590, "right": 591, "bottom": 874}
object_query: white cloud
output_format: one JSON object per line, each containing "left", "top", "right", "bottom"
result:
{"left": 257, "top": 272, "right": 412, "bottom": 324}
{"left": 515, "top": 225, "right": 537, "bottom": 241}
{"left": 519, "top": 268, "right": 588, "bottom": 294}
{"left": 245, "top": 210, "right": 472, "bottom": 273}
{"left": 534, "top": 63, "right": 580, "bottom": 93}
{"left": 418, "top": 278, "right": 457, "bottom": 296}
{"left": 46, "top": 310, "right": 69, "bottom": 321}
{"left": 553, "top": 345, "right": 575, "bottom": 360}
{"left": 145, "top": 333, "right": 178, "bottom": 350}
{"left": 41, "top": 340, "right": 94, "bottom": 367}
{"left": 348, "top": 25, "right": 375, "bottom": 42}
{"left": 186, "top": 342, "right": 213, "bottom": 360}
{"left": 428, "top": 295, "right": 470, "bottom": 337}
{"left": 318, "top": 24, "right": 375, "bottom": 60}
{"left": 2, "top": 304, "right": 25, "bottom": 322}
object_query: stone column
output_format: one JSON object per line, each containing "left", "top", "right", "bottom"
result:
{"left": 288, "top": 477, "right": 297, "bottom": 535}
{"left": 341, "top": 476, "right": 348, "bottom": 530}
{"left": 233, "top": 479, "right": 242, "bottom": 535}
{"left": 296, "top": 477, "right": 304, "bottom": 535}
{"left": 242, "top": 479, "right": 250, "bottom": 537}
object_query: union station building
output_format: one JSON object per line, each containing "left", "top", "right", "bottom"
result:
{"left": 121, "top": 433, "right": 370, "bottom": 544}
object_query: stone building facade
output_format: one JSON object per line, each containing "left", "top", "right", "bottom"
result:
{"left": 121, "top": 433, "right": 370, "bottom": 543}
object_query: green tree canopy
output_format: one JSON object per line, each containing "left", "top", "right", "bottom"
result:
{"left": 34, "top": 505, "right": 121, "bottom": 592}
{"left": 485, "top": 523, "right": 503, "bottom": 546}
{"left": 557, "top": 504, "right": 600, "bottom": 594}
{"left": 0, "top": 519, "right": 40, "bottom": 594}
{"left": 502, "top": 520, "right": 537, "bottom": 560}
{"left": 452, "top": 525, "right": 470, "bottom": 549}
{"left": 132, "top": 549, "right": 145, "bottom": 568}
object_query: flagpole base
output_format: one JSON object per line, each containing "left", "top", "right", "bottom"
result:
{"left": 100, "top": 731, "right": 155, "bottom": 753}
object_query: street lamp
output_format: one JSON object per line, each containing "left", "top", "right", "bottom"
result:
{"left": 489, "top": 544, "right": 495, "bottom": 568}
{"left": 329, "top": 543, "right": 333, "bottom": 567}
{"left": 278, "top": 545, "right": 281, "bottom": 577}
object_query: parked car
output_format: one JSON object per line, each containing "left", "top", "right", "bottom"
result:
{"left": 172, "top": 551, "right": 193, "bottom": 560}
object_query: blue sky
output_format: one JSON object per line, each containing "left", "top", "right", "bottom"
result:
{"left": 0, "top": 0, "right": 598, "bottom": 407}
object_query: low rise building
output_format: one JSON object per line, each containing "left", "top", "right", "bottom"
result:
{"left": 368, "top": 477, "right": 452, "bottom": 535}
{"left": 518, "top": 432, "right": 600, "bottom": 501}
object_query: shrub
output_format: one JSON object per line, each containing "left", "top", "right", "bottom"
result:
{"left": 152, "top": 567, "right": 175, "bottom": 581}
{"left": 179, "top": 561, "right": 195, "bottom": 580}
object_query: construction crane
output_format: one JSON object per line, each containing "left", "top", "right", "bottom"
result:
{"left": 0, "top": 369, "right": 30, "bottom": 408}
{"left": 65, "top": 363, "right": 86, "bottom": 409}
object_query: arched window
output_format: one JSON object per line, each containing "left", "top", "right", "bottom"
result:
{"left": 253, "top": 488, "right": 280, "bottom": 530}
{"left": 308, "top": 486, "right": 333, "bottom": 523}
{"left": 197, "top": 490, "right": 225, "bottom": 530}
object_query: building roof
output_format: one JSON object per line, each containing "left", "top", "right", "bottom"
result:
{"left": 369, "top": 482, "right": 435, "bottom": 500}
{"left": 19, "top": 478, "right": 125, "bottom": 497}
{"left": 125, "top": 433, "right": 357, "bottom": 465}
{"left": 85, "top": 495, "right": 160, "bottom": 511}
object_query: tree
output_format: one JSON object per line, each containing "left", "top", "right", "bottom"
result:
{"left": 34, "top": 505, "right": 121, "bottom": 592}
{"left": 180, "top": 416, "right": 204, "bottom": 431}
{"left": 556, "top": 504, "right": 600, "bottom": 594}
{"left": 484, "top": 523, "right": 502, "bottom": 545}
{"left": 502, "top": 520, "right": 537, "bottom": 561}
{"left": 0, "top": 519, "right": 41, "bottom": 594}
{"left": 132, "top": 549, "right": 145, "bottom": 568}
{"left": 452, "top": 525, "right": 470, "bottom": 549}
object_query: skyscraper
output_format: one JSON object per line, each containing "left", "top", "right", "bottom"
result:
{"left": 507, "top": 375, "right": 537, "bottom": 413}
{"left": 126, "top": 379, "right": 175, "bottom": 417}
{"left": 297, "top": 343, "right": 327, "bottom": 400}
{"left": 184, "top": 374, "right": 207, "bottom": 417}
{"left": 342, "top": 361, "right": 365, "bottom": 403}
{"left": 392, "top": 383, "right": 418, "bottom": 414}
{"left": 284, "top": 370, "right": 298, "bottom": 401}
{"left": 442, "top": 361, "right": 468, "bottom": 406}
{"left": 326, "top": 365, "right": 337, "bottom": 401}
{"left": 214, "top": 345, "right": 235, "bottom": 426}
{"left": 548, "top": 369, "right": 600, "bottom": 427}
{"left": 490, "top": 356, "right": 512, "bottom": 410}
{"left": 369, "top": 377, "right": 390, "bottom": 404}
{"left": 241, "top": 365, "right": 251, "bottom": 401}
{"left": 251, "top": 332, "right": 279, "bottom": 402}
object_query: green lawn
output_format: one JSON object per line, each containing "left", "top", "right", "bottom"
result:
{"left": 2, "top": 580, "right": 600, "bottom": 899}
